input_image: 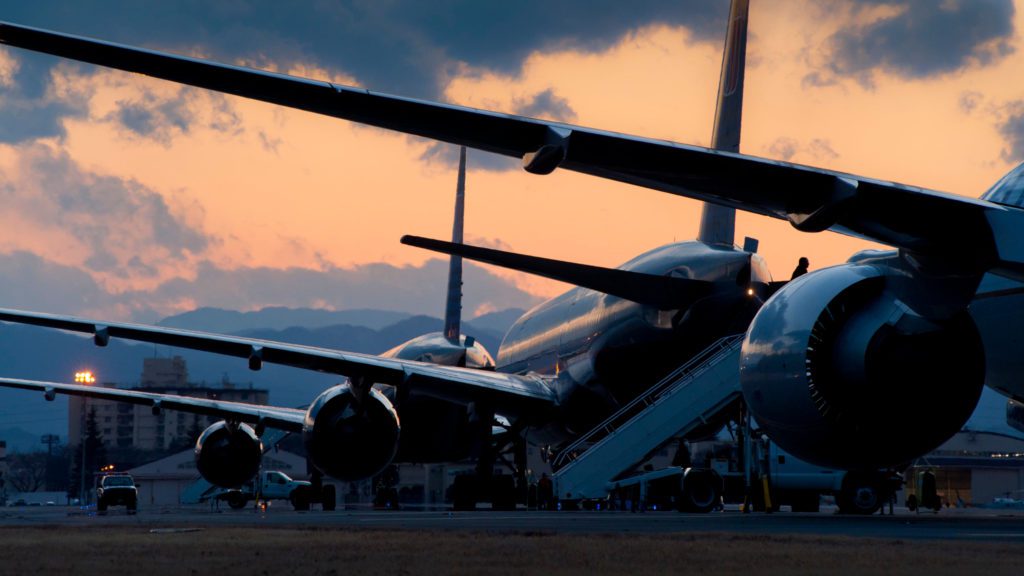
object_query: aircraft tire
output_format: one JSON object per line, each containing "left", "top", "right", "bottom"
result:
{"left": 679, "top": 469, "right": 722, "bottom": 513}
{"left": 838, "top": 472, "right": 881, "bottom": 515}
{"left": 321, "top": 485, "right": 336, "bottom": 511}
{"left": 291, "top": 486, "right": 311, "bottom": 511}
{"left": 227, "top": 493, "right": 248, "bottom": 510}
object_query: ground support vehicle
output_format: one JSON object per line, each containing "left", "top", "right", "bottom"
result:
{"left": 96, "top": 472, "right": 138, "bottom": 514}
{"left": 207, "top": 471, "right": 336, "bottom": 511}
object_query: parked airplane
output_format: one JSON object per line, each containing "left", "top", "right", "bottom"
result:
{"left": 0, "top": 0, "right": 1016, "bottom": 492}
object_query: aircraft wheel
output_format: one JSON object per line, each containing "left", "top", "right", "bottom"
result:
{"left": 227, "top": 493, "right": 248, "bottom": 510}
{"left": 838, "top": 472, "right": 881, "bottom": 515}
{"left": 291, "top": 486, "right": 310, "bottom": 511}
{"left": 321, "top": 485, "right": 336, "bottom": 511}
{"left": 679, "top": 469, "right": 722, "bottom": 513}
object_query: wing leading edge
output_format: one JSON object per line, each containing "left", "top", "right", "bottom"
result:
{"left": 0, "top": 308, "right": 558, "bottom": 415}
{"left": 0, "top": 21, "right": 1021, "bottom": 274}
{"left": 0, "top": 377, "right": 307, "bottom": 431}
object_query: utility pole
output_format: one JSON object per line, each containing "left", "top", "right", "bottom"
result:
{"left": 40, "top": 434, "right": 59, "bottom": 491}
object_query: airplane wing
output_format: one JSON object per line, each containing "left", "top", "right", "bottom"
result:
{"left": 0, "top": 376, "right": 307, "bottom": 431}
{"left": 1, "top": 21, "right": 1021, "bottom": 275}
{"left": 0, "top": 308, "right": 558, "bottom": 415}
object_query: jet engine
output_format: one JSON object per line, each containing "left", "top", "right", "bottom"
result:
{"left": 740, "top": 264, "right": 984, "bottom": 469}
{"left": 194, "top": 421, "right": 263, "bottom": 488}
{"left": 303, "top": 383, "right": 400, "bottom": 481}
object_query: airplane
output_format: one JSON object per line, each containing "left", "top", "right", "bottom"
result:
{"left": 0, "top": 0, "right": 1017, "bottom": 502}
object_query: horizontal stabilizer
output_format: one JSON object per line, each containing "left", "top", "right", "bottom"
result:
{"left": 401, "top": 235, "right": 715, "bottom": 309}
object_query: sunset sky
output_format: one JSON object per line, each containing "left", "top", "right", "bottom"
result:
{"left": 0, "top": 0, "right": 1021, "bottom": 322}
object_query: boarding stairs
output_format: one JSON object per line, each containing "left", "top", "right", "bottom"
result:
{"left": 552, "top": 334, "right": 744, "bottom": 500}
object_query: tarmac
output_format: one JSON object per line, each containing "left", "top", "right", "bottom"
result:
{"left": 2, "top": 504, "right": 1023, "bottom": 541}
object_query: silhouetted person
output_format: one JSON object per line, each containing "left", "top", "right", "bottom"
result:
{"left": 791, "top": 257, "right": 809, "bottom": 280}
{"left": 538, "top": 473, "right": 553, "bottom": 511}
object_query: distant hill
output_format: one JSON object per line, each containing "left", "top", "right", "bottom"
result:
{"left": 0, "top": 427, "right": 45, "bottom": 453}
{"left": 237, "top": 315, "right": 506, "bottom": 360}
{"left": 468, "top": 308, "right": 526, "bottom": 335}
{"left": 157, "top": 307, "right": 414, "bottom": 332}
{"left": 157, "top": 305, "right": 525, "bottom": 336}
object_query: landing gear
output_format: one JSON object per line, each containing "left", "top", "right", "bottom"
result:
{"left": 449, "top": 403, "right": 528, "bottom": 511}
{"left": 321, "top": 484, "right": 337, "bottom": 511}
{"left": 679, "top": 469, "right": 723, "bottom": 513}
{"left": 837, "top": 472, "right": 882, "bottom": 515}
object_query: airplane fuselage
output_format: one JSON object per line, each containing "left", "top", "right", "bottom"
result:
{"left": 498, "top": 240, "right": 769, "bottom": 442}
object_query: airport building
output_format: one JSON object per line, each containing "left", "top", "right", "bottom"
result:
{"left": 902, "top": 389, "right": 1024, "bottom": 508}
{"left": 67, "top": 357, "right": 268, "bottom": 451}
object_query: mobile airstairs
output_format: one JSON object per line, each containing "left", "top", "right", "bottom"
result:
{"left": 551, "top": 334, "right": 744, "bottom": 501}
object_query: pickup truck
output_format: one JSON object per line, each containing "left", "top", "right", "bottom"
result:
{"left": 96, "top": 473, "right": 138, "bottom": 513}
{"left": 213, "top": 471, "right": 334, "bottom": 511}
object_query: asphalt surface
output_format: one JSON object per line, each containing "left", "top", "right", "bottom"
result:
{"left": 2, "top": 504, "right": 1023, "bottom": 541}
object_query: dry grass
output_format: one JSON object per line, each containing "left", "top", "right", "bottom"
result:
{"left": 0, "top": 526, "right": 1020, "bottom": 575}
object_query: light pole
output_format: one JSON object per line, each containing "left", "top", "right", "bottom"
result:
{"left": 74, "top": 371, "right": 95, "bottom": 506}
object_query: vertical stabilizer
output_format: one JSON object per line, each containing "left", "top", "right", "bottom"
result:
{"left": 698, "top": 0, "right": 749, "bottom": 247}
{"left": 443, "top": 146, "right": 467, "bottom": 342}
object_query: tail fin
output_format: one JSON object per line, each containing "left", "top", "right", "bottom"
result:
{"left": 697, "top": 0, "right": 749, "bottom": 247}
{"left": 443, "top": 146, "right": 467, "bottom": 342}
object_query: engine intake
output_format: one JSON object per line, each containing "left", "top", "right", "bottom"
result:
{"left": 303, "top": 383, "right": 400, "bottom": 481}
{"left": 740, "top": 264, "right": 984, "bottom": 469}
{"left": 194, "top": 421, "right": 262, "bottom": 487}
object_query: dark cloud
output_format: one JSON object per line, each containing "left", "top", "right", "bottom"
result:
{"left": 516, "top": 89, "right": 578, "bottom": 122}
{"left": 0, "top": 251, "right": 113, "bottom": 314}
{"left": 420, "top": 141, "right": 518, "bottom": 172}
{"left": 764, "top": 137, "right": 839, "bottom": 163}
{"left": 139, "top": 258, "right": 541, "bottom": 321}
{"left": 0, "top": 248, "right": 542, "bottom": 322}
{"left": 999, "top": 101, "right": 1024, "bottom": 163}
{"left": 2, "top": 1, "right": 726, "bottom": 103}
{"left": 825, "top": 0, "right": 1015, "bottom": 81}
{"left": 0, "top": 144, "right": 210, "bottom": 278}
{"left": 0, "top": 51, "right": 82, "bottom": 142}
{"left": 960, "top": 91, "right": 984, "bottom": 114}
{"left": 767, "top": 137, "right": 799, "bottom": 161}
{"left": 420, "top": 88, "right": 577, "bottom": 171}
{"left": 108, "top": 89, "right": 241, "bottom": 144}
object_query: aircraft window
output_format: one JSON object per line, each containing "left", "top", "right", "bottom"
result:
{"left": 982, "top": 162, "right": 1024, "bottom": 208}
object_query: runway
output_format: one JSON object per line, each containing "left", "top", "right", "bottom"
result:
{"left": 2, "top": 504, "right": 1022, "bottom": 541}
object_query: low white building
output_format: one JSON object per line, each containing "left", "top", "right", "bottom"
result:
{"left": 128, "top": 449, "right": 309, "bottom": 508}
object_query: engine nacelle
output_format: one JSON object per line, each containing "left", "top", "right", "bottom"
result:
{"left": 194, "top": 421, "right": 263, "bottom": 488}
{"left": 740, "top": 264, "right": 985, "bottom": 469}
{"left": 303, "top": 383, "right": 400, "bottom": 481}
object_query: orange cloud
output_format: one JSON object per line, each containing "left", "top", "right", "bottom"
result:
{"left": 6, "top": 1, "right": 1024, "bottom": 310}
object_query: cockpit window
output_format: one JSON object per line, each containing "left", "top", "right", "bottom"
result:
{"left": 982, "top": 163, "right": 1024, "bottom": 208}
